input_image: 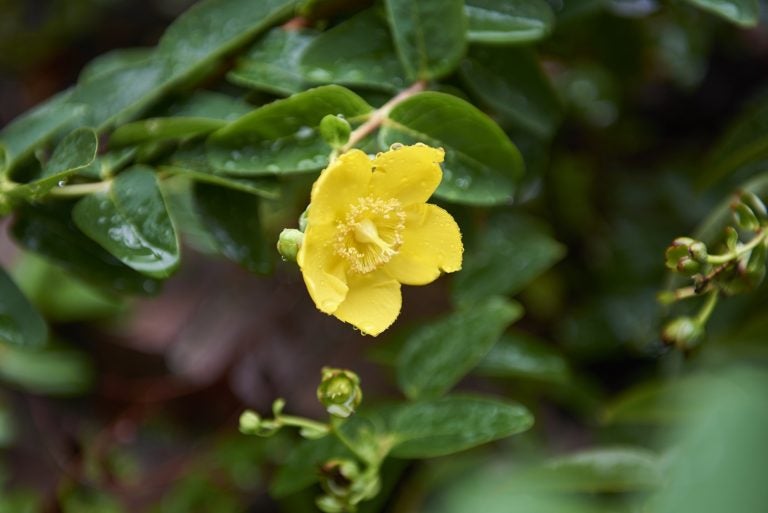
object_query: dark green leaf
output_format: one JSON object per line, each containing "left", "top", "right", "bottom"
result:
{"left": 271, "top": 435, "right": 355, "bottom": 497}
{"left": 0, "top": 345, "right": 93, "bottom": 395}
{"left": 381, "top": 92, "right": 524, "bottom": 205}
{"left": 385, "top": 0, "right": 467, "bottom": 80}
{"left": 193, "top": 183, "right": 272, "bottom": 273}
{"left": 207, "top": 85, "right": 372, "bottom": 175}
{"left": 73, "top": 166, "right": 180, "bottom": 278}
{"left": 78, "top": 48, "right": 154, "bottom": 84}
{"left": 0, "top": 266, "right": 47, "bottom": 348}
{"left": 453, "top": 213, "right": 565, "bottom": 304}
{"left": 465, "top": 0, "right": 554, "bottom": 44}
{"left": 397, "top": 298, "right": 523, "bottom": 400}
{"left": 110, "top": 118, "right": 226, "bottom": 147}
{"left": 682, "top": 0, "right": 758, "bottom": 26}
{"left": 11, "top": 203, "right": 162, "bottom": 295}
{"left": 461, "top": 47, "right": 562, "bottom": 139}
{"left": 228, "top": 28, "right": 317, "bottom": 96}
{"left": 476, "top": 331, "right": 570, "bottom": 384}
{"left": 164, "top": 91, "right": 253, "bottom": 121}
{"left": 300, "top": 8, "right": 406, "bottom": 92}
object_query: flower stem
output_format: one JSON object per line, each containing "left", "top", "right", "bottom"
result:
{"left": 695, "top": 290, "right": 719, "bottom": 325}
{"left": 46, "top": 180, "right": 112, "bottom": 197}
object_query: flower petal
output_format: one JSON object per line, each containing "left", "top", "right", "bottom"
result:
{"left": 309, "top": 149, "right": 372, "bottom": 226}
{"left": 370, "top": 144, "right": 444, "bottom": 206}
{"left": 333, "top": 270, "right": 401, "bottom": 336}
{"left": 298, "top": 222, "right": 349, "bottom": 313}
{"left": 383, "top": 203, "right": 463, "bottom": 285}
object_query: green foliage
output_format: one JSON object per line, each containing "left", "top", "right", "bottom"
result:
{"left": 0, "top": 267, "right": 47, "bottom": 348}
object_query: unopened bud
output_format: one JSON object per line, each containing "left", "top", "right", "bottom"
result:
{"left": 661, "top": 316, "right": 703, "bottom": 349}
{"left": 319, "top": 115, "right": 351, "bottom": 149}
{"left": 732, "top": 201, "right": 761, "bottom": 231}
{"left": 676, "top": 257, "right": 701, "bottom": 276}
{"left": 317, "top": 367, "right": 362, "bottom": 418}
{"left": 740, "top": 191, "right": 767, "bottom": 219}
{"left": 277, "top": 228, "right": 303, "bottom": 262}
{"left": 239, "top": 410, "right": 262, "bottom": 434}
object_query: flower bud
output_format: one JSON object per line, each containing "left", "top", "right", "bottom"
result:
{"left": 665, "top": 237, "right": 706, "bottom": 271}
{"left": 319, "top": 114, "right": 351, "bottom": 149}
{"left": 740, "top": 191, "right": 767, "bottom": 220}
{"left": 239, "top": 410, "right": 262, "bottom": 434}
{"left": 661, "top": 316, "right": 703, "bottom": 349}
{"left": 732, "top": 201, "right": 761, "bottom": 231}
{"left": 317, "top": 367, "right": 362, "bottom": 418}
{"left": 277, "top": 228, "right": 303, "bottom": 262}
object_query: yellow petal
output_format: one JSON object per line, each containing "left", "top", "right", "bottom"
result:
{"left": 333, "top": 270, "right": 402, "bottom": 336}
{"left": 370, "top": 144, "right": 444, "bottom": 206}
{"left": 383, "top": 203, "right": 463, "bottom": 285}
{"left": 298, "top": 222, "right": 349, "bottom": 313}
{"left": 309, "top": 149, "right": 372, "bottom": 226}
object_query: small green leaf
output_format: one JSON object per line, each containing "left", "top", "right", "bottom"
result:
{"left": 228, "top": 28, "right": 317, "bottom": 96}
{"left": 0, "top": 344, "right": 93, "bottom": 395}
{"left": 0, "top": 266, "right": 47, "bottom": 348}
{"left": 381, "top": 92, "right": 524, "bottom": 205}
{"left": 385, "top": 0, "right": 467, "bottom": 80}
{"left": 73, "top": 166, "right": 180, "bottom": 278}
{"left": 453, "top": 213, "right": 565, "bottom": 304}
{"left": 207, "top": 85, "right": 372, "bottom": 175}
{"left": 193, "top": 183, "right": 272, "bottom": 274}
{"left": 397, "top": 298, "right": 523, "bottom": 400}
{"left": 300, "top": 8, "right": 406, "bottom": 92}
{"left": 475, "top": 331, "right": 570, "bottom": 384}
{"left": 271, "top": 435, "right": 355, "bottom": 497}
{"left": 465, "top": 0, "right": 555, "bottom": 44}
{"left": 111, "top": 118, "right": 226, "bottom": 147}
{"left": 461, "top": 47, "right": 562, "bottom": 139}
{"left": 682, "top": 0, "right": 758, "bottom": 26}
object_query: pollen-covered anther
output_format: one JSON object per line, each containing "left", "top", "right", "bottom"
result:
{"left": 335, "top": 196, "right": 405, "bottom": 274}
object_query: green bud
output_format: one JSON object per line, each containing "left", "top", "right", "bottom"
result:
{"left": 316, "top": 495, "right": 345, "bottom": 513}
{"left": 744, "top": 240, "right": 767, "bottom": 289}
{"left": 724, "top": 226, "right": 739, "bottom": 252}
{"left": 239, "top": 410, "right": 262, "bottom": 434}
{"left": 740, "top": 191, "right": 767, "bottom": 220}
{"left": 299, "top": 206, "right": 310, "bottom": 232}
{"left": 277, "top": 228, "right": 303, "bottom": 262}
{"left": 661, "top": 316, "right": 704, "bottom": 349}
{"left": 319, "top": 114, "right": 351, "bottom": 149}
{"left": 732, "top": 201, "right": 761, "bottom": 231}
{"left": 665, "top": 237, "right": 706, "bottom": 271}
{"left": 676, "top": 257, "right": 701, "bottom": 276}
{"left": 317, "top": 367, "right": 362, "bottom": 418}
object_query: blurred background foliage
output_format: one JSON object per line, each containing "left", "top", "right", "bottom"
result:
{"left": 1, "top": 0, "right": 768, "bottom": 511}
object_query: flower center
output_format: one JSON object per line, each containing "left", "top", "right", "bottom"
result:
{"left": 335, "top": 196, "right": 406, "bottom": 274}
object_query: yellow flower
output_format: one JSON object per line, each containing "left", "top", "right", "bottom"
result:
{"left": 297, "top": 144, "right": 463, "bottom": 336}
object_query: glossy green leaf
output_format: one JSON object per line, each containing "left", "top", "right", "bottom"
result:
{"left": 397, "top": 298, "right": 523, "bottom": 400}
{"left": 300, "top": 8, "right": 406, "bottom": 92}
{"left": 271, "top": 435, "right": 355, "bottom": 497}
{"left": 7, "top": 127, "right": 98, "bottom": 201}
{"left": 682, "top": 0, "right": 758, "bottom": 26}
{"left": 228, "top": 28, "right": 317, "bottom": 96}
{"left": 73, "top": 167, "right": 180, "bottom": 278}
{"left": 342, "top": 396, "right": 534, "bottom": 459}
{"left": 385, "top": 0, "right": 467, "bottom": 80}
{"left": 0, "top": 266, "right": 47, "bottom": 348}
{"left": 110, "top": 118, "right": 226, "bottom": 147}
{"left": 381, "top": 92, "right": 524, "bottom": 205}
{"left": 465, "top": 0, "right": 555, "bottom": 44}
{"left": 78, "top": 48, "right": 154, "bottom": 84}
{"left": 207, "top": 85, "right": 372, "bottom": 175}
{"left": 475, "top": 331, "right": 570, "bottom": 384}
{"left": 160, "top": 165, "right": 280, "bottom": 198}
{"left": 461, "top": 47, "right": 562, "bottom": 139}
{"left": 0, "top": 345, "right": 93, "bottom": 395}
{"left": 193, "top": 183, "right": 272, "bottom": 273}
{"left": 453, "top": 213, "right": 565, "bottom": 304}
{"left": 164, "top": 91, "right": 253, "bottom": 121}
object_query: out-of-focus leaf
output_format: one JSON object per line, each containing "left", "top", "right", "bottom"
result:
{"left": 0, "top": 400, "right": 14, "bottom": 447}
{"left": 271, "top": 435, "right": 355, "bottom": 497}
{"left": 300, "top": 8, "right": 406, "bottom": 92}
{"left": 193, "top": 183, "right": 272, "bottom": 273}
{"left": 384, "top": 0, "right": 466, "bottom": 81}
{"left": 207, "top": 85, "right": 372, "bottom": 175}
{"left": 465, "top": 0, "right": 555, "bottom": 44}
{"left": 476, "top": 331, "right": 570, "bottom": 384}
{"left": 78, "top": 48, "right": 154, "bottom": 84}
{"left": 0, "top": 266, "right": 47, "bottom": 349}
{"left": 453, "top": 213, "right": 565, "bottom": 304}
{"left": 0, "top": 345, "right": 93, "bottom": 396}
{"left": 59, "top": 484, "right": 124, "bottom": 513}
{"left": 397, "top": 298, "right": 523, "bottom": 400}
{"left": 461, "top": 47, "right": 562, "bottom": 139}
{"left": 0, "top": 488, "right": 41, "bottom": 513}
{"left": 682, "top": 0, "right": 758, "bottom": 27}
{"left": 381, "top": 92, "right": 524, "bottom": 205}
{"left": 73, "top": 166, "right": 179, "bottom": 278}
{"left": 228, "top": 28, "right": 317, "bottom": 96}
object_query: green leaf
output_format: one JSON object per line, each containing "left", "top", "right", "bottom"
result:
{"left": 193, "top": 183, "right": 272, "bottom": 273}
{"left": 453, "top": 213, "right": 565, "bottom": 304}
{"left": 397, "top": 298, "right": 523, "bottom": 400}
{"left": 465, "top": 0, "right": 555, "bottom": 44}
{"left": 0, "top": 266, "right": 47, "bottom": 348}
{"left": 207, "top": 85, "right": 372, "bottom": 175}
{"left": 78, "top": 48, "right": 154, "bottom": 84}
{"left": 0, "top": 345, "right": 93, "bottom": 395}
{"left": 475, "top": 331, "right": 570, "bottom": 384}
{"left": 343, "top": 395, "right": 534, "bottom": 459}
{"left": 7, "top": 127, "right": 98, "bottom": 201}
{"left": 228, "top": 28, "right": 317, "bottom": 96}
{"left": 163, "top": 91, "right": 253, "bottom": 121}
{"left": 110, "top": 118, "right": 226, "bottom": 147}
{"left": 271, "top": 435, "right": 355, "bottom": 497}
{"left": 602, "top": 375, "right": 710, "bottom": 425}
{"left": 300, "top": 8, "right": 406, "bottom": 92}
{"left": 461, "top": 47, "right": 562, "bottom": 139}
{"left": 11, "top": 203, "right": 162, "bottom": 294}
{"left": 682, "top": 0, "right": 758, "bottom": 27}
{"left": 385, "top": 0, "right": 467, "bottom": 81}
{"left": 73, "top": 167, "right": 180, "bottom": 278}
{"left": 381, "top": 92, "right": 524, "bottom": 205}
